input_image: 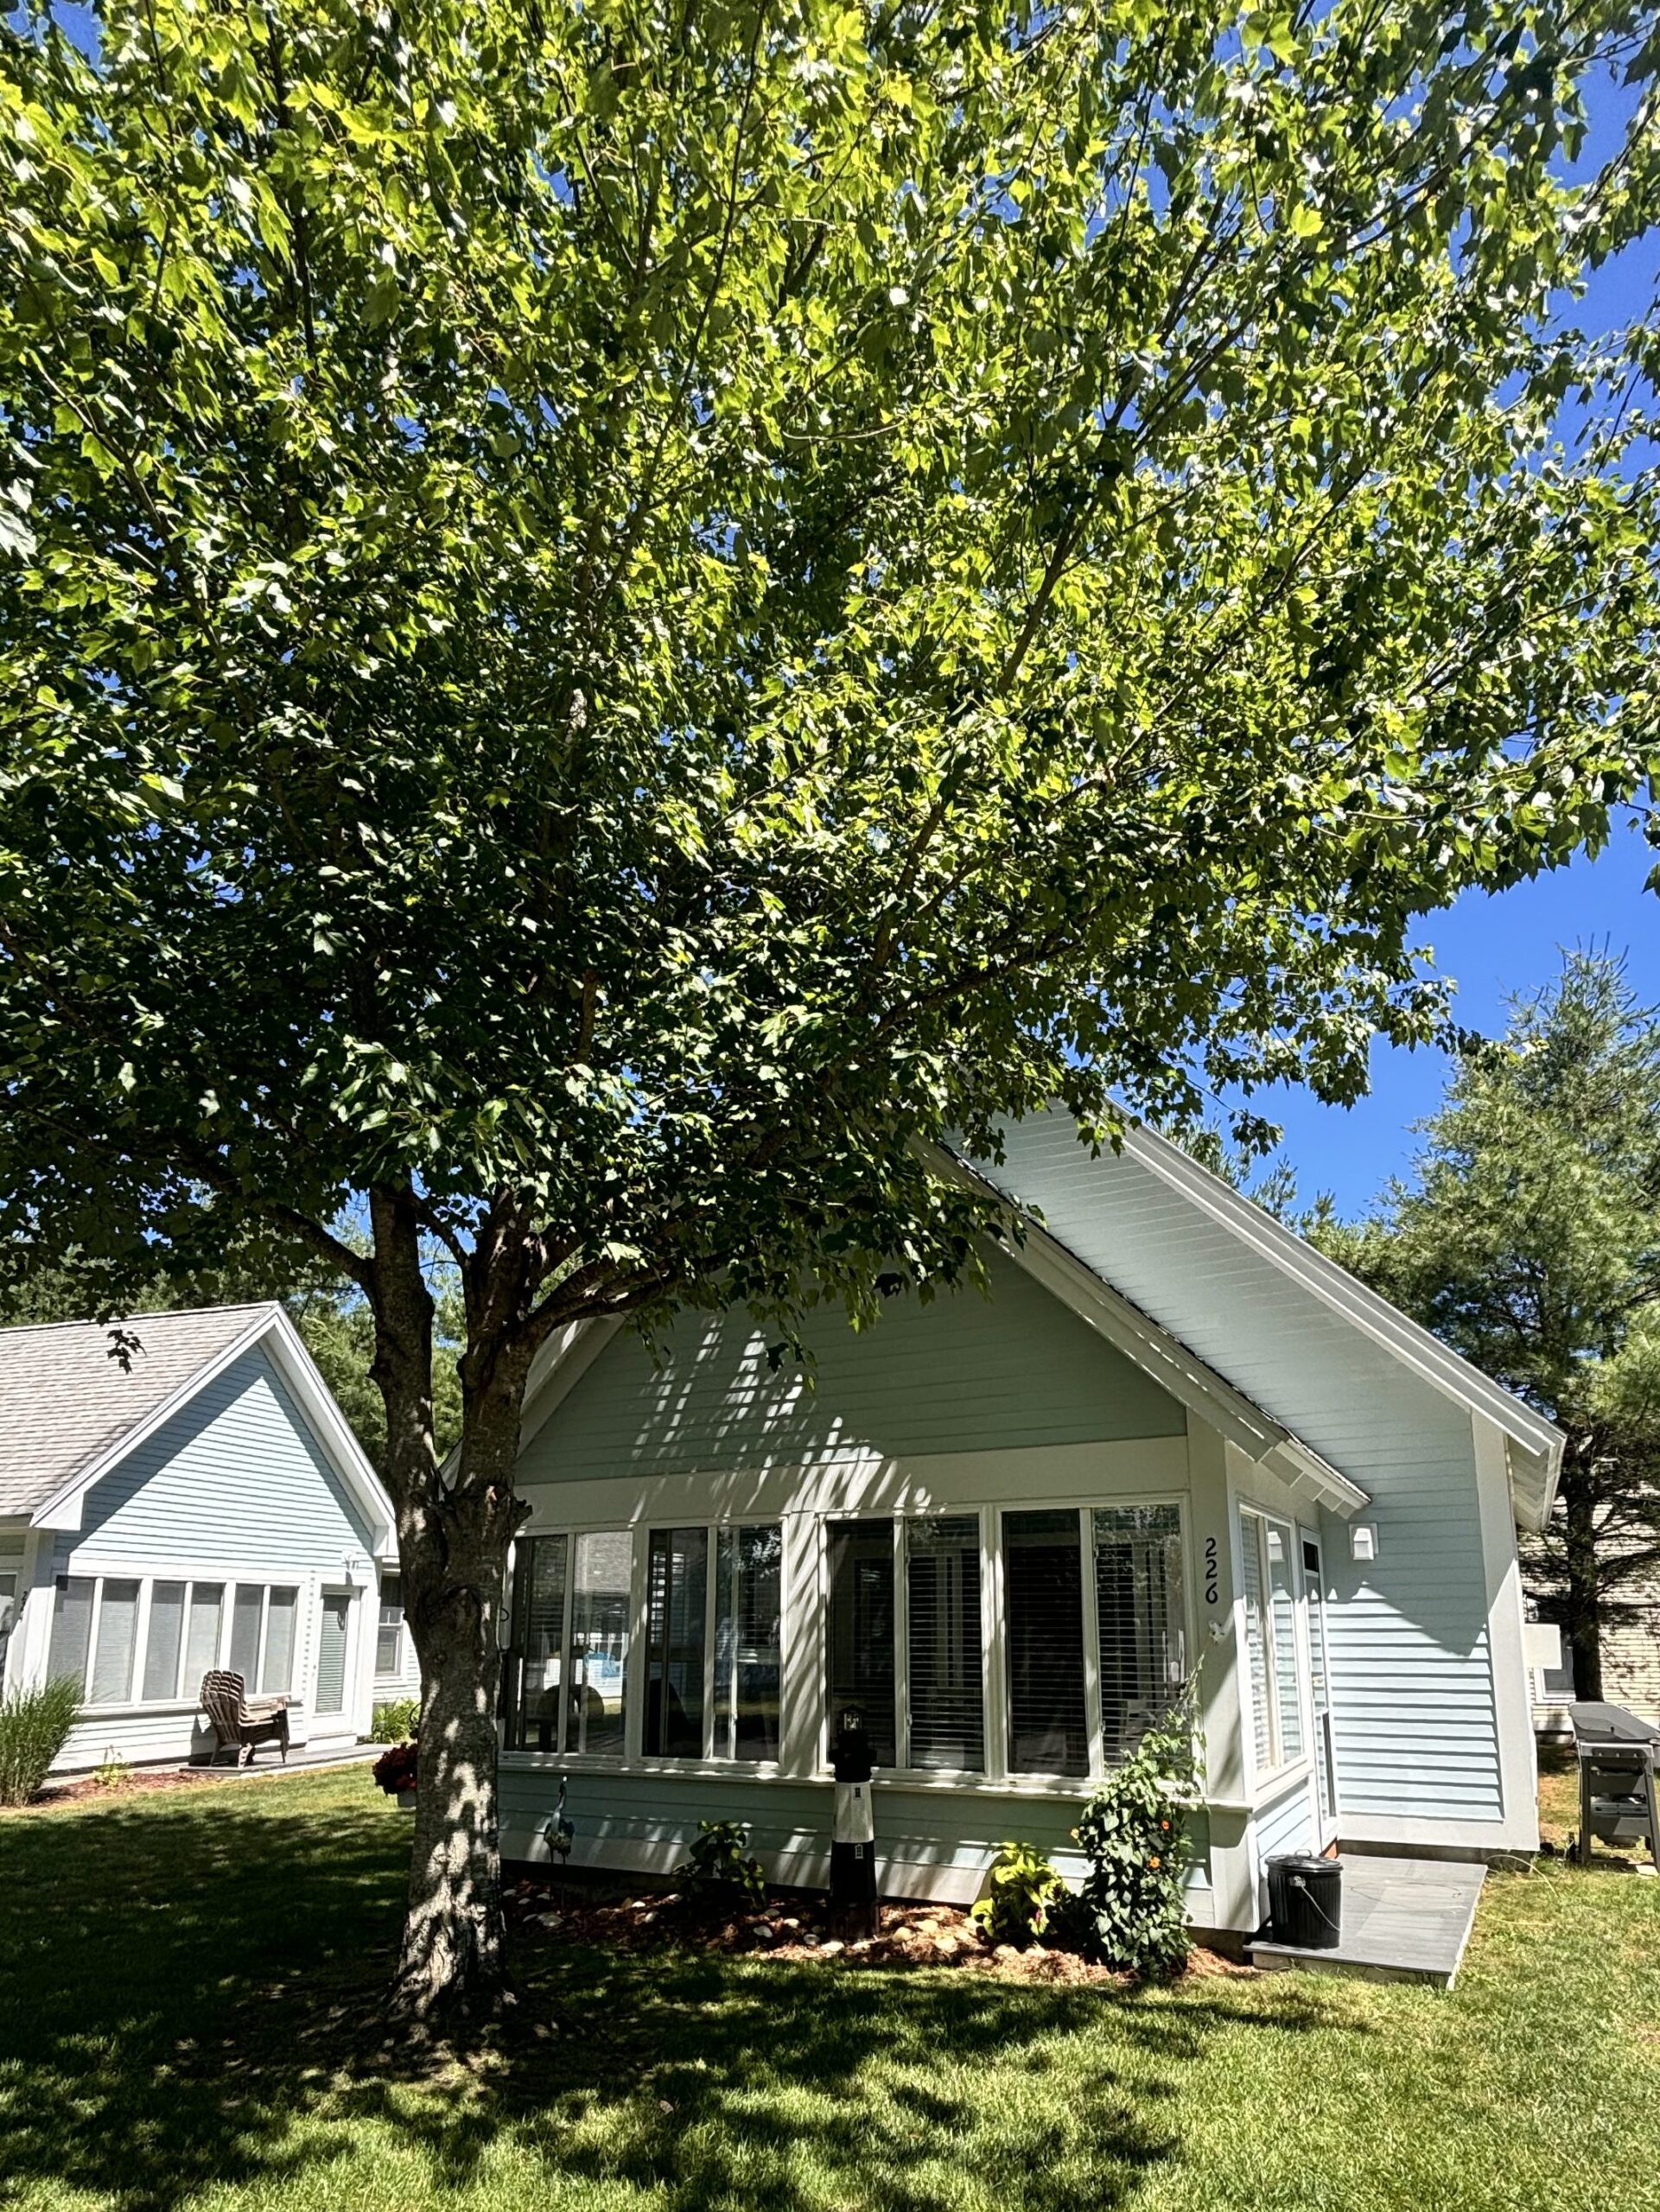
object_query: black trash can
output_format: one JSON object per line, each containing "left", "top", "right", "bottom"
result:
{"left": 1267, "top": 1853, "right": 1342, "bottom": 1949}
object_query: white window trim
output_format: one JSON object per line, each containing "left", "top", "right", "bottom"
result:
{"left": 1237, "top": 1505, "right": 1312, "bottom": 1793}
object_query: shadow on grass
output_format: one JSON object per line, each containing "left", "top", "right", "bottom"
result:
{"left": 0, "top": 1775, "right": 1352, "bottom": 2212}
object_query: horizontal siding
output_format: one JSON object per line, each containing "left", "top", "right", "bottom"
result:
{"left": 499, "top": 1765, "right": 1212, "bottom": 1916}
{"left": 1255, "top": 1774, "right": 1315, "bottom": 1865}
{"left": 525, "top": 1249, "right": 1184, "bottom": 1487}
{"left": 989, "top": 1112, "right": 1504, "bottom": 1828}
{"left": 67, "top": 1348, "right": 376, "bottom": 1574}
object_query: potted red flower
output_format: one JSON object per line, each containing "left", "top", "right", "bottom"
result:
{"left": 372, "top": 1738, "right": 418, "bottom": 1809}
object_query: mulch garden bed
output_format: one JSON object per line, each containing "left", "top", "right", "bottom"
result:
{"left": 507, "top": 1877, "right": 1251, "bottom": 1986}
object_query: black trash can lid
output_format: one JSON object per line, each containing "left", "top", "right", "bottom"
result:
{"left": 1269, "top": 1853, "right": 1337, "bottom": 1876}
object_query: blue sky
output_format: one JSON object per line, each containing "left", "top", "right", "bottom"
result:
{"left": 1250, "top": 62, "right": 1657, "bottom": 1217}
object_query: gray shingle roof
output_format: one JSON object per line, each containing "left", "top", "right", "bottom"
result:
{"left": 0, "top": 1305, "right": 278, "bottom": 1520}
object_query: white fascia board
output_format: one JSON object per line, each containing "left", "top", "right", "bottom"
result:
{"left": 1123, "top": 1126, "right": 1566, "bottom": 1469}
{"left": 29, "top": 1308, "right": 282, "bottom": 1533}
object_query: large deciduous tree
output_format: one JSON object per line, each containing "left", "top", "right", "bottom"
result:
{"left": 1, "top": 0, "right": 1657, "bottom": 2012}
{"left": 1339, "top": 953, "right": 1660, "bottom": 1701}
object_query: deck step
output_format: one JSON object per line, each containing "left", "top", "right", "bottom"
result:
{"left": 1246, "top": 1853, "right": 1486, "bottom": 1989}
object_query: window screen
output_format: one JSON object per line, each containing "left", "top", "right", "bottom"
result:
{"left": 1003, "top": 1510, "right": 1087, "bottom": 1776}
{"left": 143, "top": 1580, "right": 187, "bottom": 1700}
{"left": 262, "top": 1587, "right": 298, "bottom": 1694}
{"left": 906, "top": 1516, "right": 983, "bottom": 1771}
{"left": 566, "top": 1530, "right": 632, "bottom": 1754}
{"left": 825, "top": 1521, "right": 896, "bottom": 1766}
{"left": 48, "top": 1575, "right": 94, "bottom": 1693}
{"left": 90, "top": 1580, "right": 140, "bottom": 1704}
{"left": 716, "top": 1524, "right": 782, "bottom": 1762}
{"left": 1094, "top": 1505, "right": 1185, "bottom": 1762}
{"left": 646, "top": 1527, "right": 709, "bottom": 1758}
{"left": 505, "top": 1535, "right": 568, "bottom": 1751}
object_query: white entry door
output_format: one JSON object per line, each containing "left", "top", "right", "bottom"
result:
{"left": 315, "top": 1590, "right": 355, "bottom": 1719}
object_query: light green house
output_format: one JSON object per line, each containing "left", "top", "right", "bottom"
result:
{"left": 496, "top": 1111, "right": 1561, "bottom": 1942}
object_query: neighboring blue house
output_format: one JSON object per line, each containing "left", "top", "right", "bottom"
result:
{"left": 0, "top": 1304, "right": 404, "bottom": 1770}
{"left": 494, "top": 1110, "right": 1561, "bottom": 1943}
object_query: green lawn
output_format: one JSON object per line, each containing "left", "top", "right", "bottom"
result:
{"left": 1, "top": 1764, "right": 1656, "bottom": 2212}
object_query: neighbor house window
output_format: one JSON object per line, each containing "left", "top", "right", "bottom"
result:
{"left": 377, "top": 1574, "right": 405, "bottom": 1676}
{"left": 825, "top": 1520, "right": 897, "bottom": 1767}
{"left": 1239, "top": 1509, "right": 1303, "bottom": 1776}
{"left": 905, "top": 1516, "right": 984, "bottom": 1772}
{"left": 46, "top": 1571, "right": 271, "bottom": 1707}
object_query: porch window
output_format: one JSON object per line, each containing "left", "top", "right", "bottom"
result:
{"left": 1093, "top": 1505, "right": 1186, "bottom": 1760}
{"left": 1239, "top": 1508, "right": 1303, "bottom": 1776}
{"left": 46, "top": 1571, "right": 272, "bottom": 1707}
{"left": 825, "top": 1520, "right": 897, "bottom": 1767}
{"left": 376, "top": 1574, "right": 405, "bottom": 1676}
{"left": 645, "top": 1526, "right": 709, "bottom": 1758}
{"left": 566, "top": 1530, "right": 633, "bottom": 1754}
{"left": 1003, "top": 1510, "right": 1089, "bottom": 1777}
{"left": 502, "top": 1534, "right": 569, "bottom": 1752}
{"left": 905, "top": 1516, "right": 984, "bottom": 1772}
{"left": 715, "top": 1524, "right": 782, "bottom": 1762}
{"left": 227, "top": 1583, "right": 300, "bottom": 1697}
{"left": 143, "top": 1581, "right": 187, "bottom": 1701}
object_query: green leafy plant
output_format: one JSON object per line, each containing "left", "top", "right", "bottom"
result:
{"left": 1071, "top": 1687, "right": 1203, "bottom": 1978}
{"left": 674, "top": 1821, "right": 766, "bottom": 1913}
{"left": 92, "top": 1751, "right": 131, "bottom": 1791}
{"left": 371, "top": 1698, "right": 421, "bottom": 1745}
{"left": 970, "top": 1840, "right": 1070, "bottom": 1948}
{"left": 0, "top": 1678, "right": 81, "bottom": 1807}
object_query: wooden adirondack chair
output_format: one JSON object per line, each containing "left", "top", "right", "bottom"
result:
{"left": 200, "top": 1669, "right": 291, "bottom": 1766}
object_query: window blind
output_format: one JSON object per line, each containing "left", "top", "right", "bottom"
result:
{"left": 646, "top": 1526, "right": 709, "bottom": 1758}
{"left": 90, "top": 1579, "right": 140, "bottom": 1705}
{"left": 376, "top": 1574, "right": 404, "bottom": 1675}
{"left": 262, "top": 1587, "right": 298, "bottom": 1695}
{"left": 183, "top": 1584, "right": 224, "bottom": 1695}
{"left": 1094, "top": 1504, "right": 1185, "bottom": 1762}
{"left": 906, "top": 1516, "right": 983, "bottom": 1771}
{"left": 229, "top": 1586, "right": 264, "bottom": 1683}
{"left": 716, "top": 1523, "right": 782, "bottom": 1762}
{"left": 1003, "top": 1510, "right": 1087, "bottom": 1777}
{"left": 48, "top": 1576, "right": 94, "bottom": 1692}
{"left": 825, "top": 1521, "right": 896, "bottom": 1766}
{"left": 143, "top": 1580, "right": 187, "bottom": 1700}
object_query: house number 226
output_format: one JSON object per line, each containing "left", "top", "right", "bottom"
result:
{"left": 1203, "top": 1536, "right": 1219, "bottom": 1606}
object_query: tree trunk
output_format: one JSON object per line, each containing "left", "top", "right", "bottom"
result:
{"left": 368, "top": 1185, "right": 537, "bottom": 2021}
{"left": 1561, "top": 1471, "right": 1603, "bottom": 1704}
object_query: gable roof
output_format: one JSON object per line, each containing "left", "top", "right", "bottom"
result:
{"left": 0, "top": 1303, "right": 395, "bottom": 1551}
{"left": 959, "top": 1108, "right": 1564, "bottom": 1532}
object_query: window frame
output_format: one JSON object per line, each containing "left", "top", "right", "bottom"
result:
{"left": 376, "top": 1573, "right": 405, "bottom": 1678}
{"left": 505, "top": 1518, "right": 785, "bottom": 1769}
{"left": 1237, "top": 1504, "right": 1309, "bottom": 1788}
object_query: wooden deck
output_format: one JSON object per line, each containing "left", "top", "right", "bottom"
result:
{"left": 1247, "top": 1853, "right": 1486, "bottom": 1989}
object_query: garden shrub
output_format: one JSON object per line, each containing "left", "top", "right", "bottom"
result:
{"left": 970, "top": 1840, "right": 1068, "bottom": 1947}
{"left": 674, "top": 1819, "right": 766, "bottom": 1911}
{"left": 0, "top": 1677, "right": 81, "bottom": 1805}
{"left": 1071, "top": 1683, "right": 1202, "bottom": 1977}
{"left": 370, "top": 1696, "right": 421, "bottom": 1743}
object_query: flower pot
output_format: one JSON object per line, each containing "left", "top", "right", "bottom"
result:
{"left": 397, "top": 1789, "right": 417, "bottom": 1811}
